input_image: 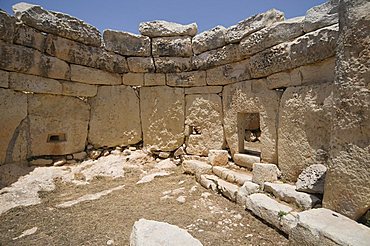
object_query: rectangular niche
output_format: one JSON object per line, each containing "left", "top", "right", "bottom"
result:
{"left": 237, "top": 112, "right": 261, "bottom": 156}
{"left": 47, "top": 133, "right": 66, "bottom": 143}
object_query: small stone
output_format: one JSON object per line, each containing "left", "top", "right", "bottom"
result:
{"left": 252, "top": 163, "right": 281, "bottom": 185}
{"left": 111, "top": 149, "right": 121, "bottom": 155}
{"left": 103, "top": 150, "right": 110, "bottom": 156}
{"left": 176, "top": 196, "right": 186, "bottom": 204}
{"left": 66, "top": 155, "right": 73, "bottom": 160}
{"left": 106, "top": 239, "right": 114, "bottom": 245}
{"left": 208, "top": 150, "right": 228, "bottom": 166}
{"left": 123, "top": 149, "right": 131, "bottom": 156}
{"left": 89, "top": 150, "right": 102, "bottom": 160}
{"left": 73, "top": 151, "right": 87, "bottom": 160}
{"left": 53, "top": 159, "right": 66, "bottom": 166}
{"left": 129, "top": 147, "right": 137, "bottom": 151}
{"left": 158, "top": 152, "right": 170, "bottom": 159}
{"left": 87, "top": 145, "right": 94, "bottom": 150}
{"left": 296, "top": 164, "right": 327, "bottom": 194}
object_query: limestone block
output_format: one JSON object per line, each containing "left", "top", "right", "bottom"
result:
{"left": 192, "top": 44, "right": 242, "bottom": 70}
{"left": 154, "top": 57, "right": 192, "bottom": 73}
{"left": 296, "top": 164, "right": 327, "bottom": 194}
{"left": 0, "top": 89, "right": 28, "bottom": 165}
{"left": 144, "top": 73, "right": 166, "bottom": 86}
{"left": 127, "top": 57, "right": 155, "bottom": 73}
{"left": 217, "top": 179, "right": 239, "bottom": 202}
{"left": 88, "top": 85, "right": 141, "bottom": 148}
{"left": 192, "top": 25, "right": 226, "bottom": 55}
{"left": 278, "top": 83, "right": 332, "bottom": 181}
{"left": 9, "top": 72, "right": 62, "bottom": 95}
{"left": 0, "top": 11, "right": 15, "bottom": 43}
{"left": 140, "top": 86, "right": 185, "bottom": 151}
{"left": 96, "top": 51, "right": 129, "bottom": 74}
{"left": 212, "top": 166, "right": 252, "bottom": 186}
{"left": 103, "top": 30, "right": 151, "bottom": 56}
{"left": 152, "top": 36, "right": 192, "bottom": 57}
{"left": 303, "top": 0, "right": 339, "bottom": 33}
{"left": 139, "top": 20, "right": 197, "bottom": 37}
{"left": 225, "top": 9, "right": 285, "bottom": 44}
{"left": 233, "top": 153, "right": 260, "bottom": 169}
{"left": 289, "top": 208, "right": 370, "bottom": 246}
{"left": 167, "top": 71, "right": 206, "bottom": 87}
{"left": 185, "top": 86, "right": 222, "bottom": 95}
{"left": 324, "top": 0, "right": 370, "bottom": 220}
{"left": 240, "top": 17, "right": 304, "bottom": 57}
{"left": 0, "top": 70, "right": 9, "bottom": 88}
{"left": 208, "top": 150, "right": 228, "bottom": 166}
{"left": 237, "top": 182, "right": 260, "bottom": 206}
{"left": 122, "top": 73, "right": 144, "bottom": 86}
{"left": 71, "top": 65, "right": 121, "bottom": 85}
{"left": 60, "top": 81, "right": 97, "bottom": 98}
{"left": 252, "top": 163, "right": 280, "bottom": 185}
{"left": 223, "top": 79, "right": 280, "bottom": 162}
{"left": 182, "top": 160, "right": 212, "bottom": 175}
{"left": 185, "top": 94, "right": 224, "bottom": 156}
{"left": 266, "top": 69, "right": 301, "bottom": 90}
{"left": 206, "top": 59, "right": 251, "bottom": 85}
{"left": 14, "top": 24, "right": 45, "bottom": 51}
{"left": 28, "top": 94, "right": 89, "bottom": 156}
{"left": 13, "top": 2, "right": 101, "bottom": 46}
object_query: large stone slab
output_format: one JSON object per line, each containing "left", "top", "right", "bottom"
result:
{"left": 127, "top": 57, "right": 155, "bottom": 73}
{"left": 9, "top": 72, "right": 62, "bottom": 95}
{"left": 13, "top": 2, "right": 101, "bottom": 46}
{"left": 152, "top": 36, "right": 192, "bottom": 57}
{"left": 324, "top": 0, "right": 370, "bottom": 220}
{"left": 103, "top": 30, "right": 151, "bottom": 56}
{"left": 70, "top": 65, "right": 122, "bottom": 85}
{"left": 14, "top": 24, "right": 46, "bottom": 52}
{"left": 192, "top": 25, "right": 226, "bottom": 55}
{"left": 223, "top": 79, "right": 280, "bottom": 163}
{"left": 206, "top": 59, "right": 251, "bottom": 85}
{"left": 28, "top": 94, "right": 89, "bottom": 156}
{"left": 290, "top": 208, "right": 370, "bottom": 246}
{"left": 185, "top": 94, "right": 224, "bottom": 155}
{"left": 303, "top": 0, "right": 339, "bottom": 33}
{"left": 278, "top": 83, "right": 332, "bottom": 181}
{"left": 296, "top": 164, "right": 327, "bottom": 194}
{"left": 167, "top": 71, "right": 206, "bottom": 87}
{"left": 139, "top": 20, "right": 197, "bottom": 37}
{"left": 140, "top": 86, "right": 185, "bottom": 151}
{"left": 60, "top": 81, "right": 97, "bottom": 98}
{"left": 88, "top": 85, "right": 141, "bottom": 148}
{"left": 0, "top": 89, "right": 28, "bottom": 165}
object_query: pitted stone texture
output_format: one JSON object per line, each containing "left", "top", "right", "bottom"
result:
{"left": 185, "top": 94, "right": 224, "bottom": 156}
{"left": 89, "top": 86, "right": 141, "bottom": 148}
{"left": 71, "top": 65, "right": 121, "bottom": 85}
{"left": 183, "top": 160, "right": 212, "bottom": 175}
{"left": 0, "top": 70, "right": 9, "bottom": 88}
{"left": 9, "top": 72, "right": 62, "bottom": 95}
{"left": 13, "top": 3, "right": 101, "bottom": 46}
{"left": 206, "top": 59, "right": 251, "bottom": 85}
{"left": 154, "top": 57, "right": 192, "bottom": 73}
{"left": 140, "top": 86, "right": 184, "bottom": 151}
{"left": 127, "top": 57, "right": 155, "bottom": 73}
{"left": 103, "top": 30, "right": 151, "bottom": 56}
{"left": 278, "top": 83, "right": 332, "bottom": 181}
{"left": 296, "top": 164, "right": 327, "bottom": 194}
{"left": 139, "top": 20, "right": 197, "bottom": 37}
{"left": 223, "top": 80, "right": 280, "bottom": 162}
{"left": 122, "top": 73, "right": 144, "bottom": 86}
{"left": 60, "top": 81, "right": 97, "bottom": 98}
{"left": 240, "top": 17, "right": 304, "bottom": 57}
{"left": 225, "top": 9, "right": 285, "bottom": 44}
{"left": 324, "top": 0, "right": 370, "bottom": 220}
{"left": 192, "top": 25, "right": 226, "bottom": 55}
{"left": 14, "top": 24, "right": 45, "bottom": 52}
{"left": 0, "top": 11, "right": 15, "bottom": 43}
{"left": 303, "top": 0, "right": 339, "bottom": 33}
{"left": 167, "top": 71, "right": 206, "bottom": 87}
{"left": 252, "top": 163, "right": 280, "bottom": 186}
{"left": 0, "top": 89, "right": 27, "bottom": 165}
{"left": 152, "top": 36, "right": 192, "bottom": 57}
{"left": 144, "top": 73, "right": 166, "bottom": 86}
{"left": 28, "top": 94, "right": 89, "bottom": 156}
{"left": 233, "top": 153, "right": 260, "bottom": 169}
{"left": 208, "top": 150, "right": 228, "bottom": 166}
{"left": 290, "top": 208, "right": 370, "bottom": 246}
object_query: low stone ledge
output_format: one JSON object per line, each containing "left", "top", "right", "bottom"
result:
{"left": 166, "top": 71, "right": 206, "bottom": 87}
{"left": 70, "top": 65, "right": 121, "bottom": 85}
{"left": 154, "top": 57, "right": 192, "bottom": 73}
{"left": 182, "top": 160, "right": 212, "bottom": 175}
{"left": 127, "top": 57, "right": 155, "bottom": 73}
{"left": 192, "top": 25, "right": 226, "bottom": 55}
{"left": 139, "top": 20, "right": 197, "bottom": 37}
{"left": 206, "top": 59, "right": 251, "bottom": 85}
{"left": 9, "top": 72, "right": 62, "bottom": 95}
{"left": 152, "top": 36, "right": 192, "bottom": 57}
{"left": 14, "top": 24, "right": 45, "bottom": 52}
{"left": 0, "top": 11, "right": 16, "bottom": 43}
{"left": 233, "top": 153, "right": 260, "bottom": 169}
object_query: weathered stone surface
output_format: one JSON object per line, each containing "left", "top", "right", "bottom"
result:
{"left": 152, "top": 36, "right": 192, "bottom": 57}
{"left": 28, "top": 94, "right": 89, "bottom": 156}
{"left": 0, "top": 70, "right": 9, "bottom": 88}
{"left": 139, "top": 20, "right": 197, "bottom": 37}
{"left": 206, "top": 59, "right": 250, "bottom": 85}
{"left": 252, "top": 163, "right": 280, "bottom": 185}
{"left": 212, "top": 166, "right": 252, "bottom": 186}
{"left": 185, "top": 86, "right": 222, "bottom": 95}
{"left": 13, "top": 2, "right": 101, "bottom": 46}
{"left": 217, "top": 179, "right": 239, "bottom": 202}
{"left": 278, "top": 83, "right": 332, "bottom": 181}
{"left": 167, "top": 71, "right": 206, "bottom": 87}
{"left": 223, "top": 79, "right": 280, "bottom": 162}
{"left": 296, "top": 164, "right": 327, "bottom": 194}
{"left": 208, "top": 150, "right": 228, "bottom": 166}
{"left": 324, "top": 0, "right": 370, "bottom": 220}
{"left": 122, "top": 73, "right": 144, "bottom": 86}
{"left": 192, "top": 25, "right": 226, "bottom": 55}
{"left": 9, "top": 72, "right": 62, "bottom": 95}
{"left": 0, "top": 11, "right": 15, "bottom": 43}
{"left": 198, "top": 174, "right": 219, "bottom": 191}
{"left": 290, "top": 208, "right": 370, "bottom": 246}
{"left": 127, "top": 57, "right": 155, "bottom": 73}
{"left": 303, "top": 0, "right": 339, "bottom": 33}
{"left": 154, "top": 57, "right": 192, "bottom": 73}
{"left": 264, "top": 182, "right": 320, "bottom": 210}
{"left": 233, "top": 153, "right": 260, "bottom": 169}
{"left": 237, "top": 181, "right": 260, "bottom": 206}
{"left": 103, "top": 30, "right": 151, "bottom": 56}
{"left": 140, "top": 86, "right": 184, "bottom": 151}
{"left": 14, "top": 24, "right": 45, "bottom": 51}
{"left": 266, "top": 69, "right": 301, "bottom": 90}
{"left": 130, "top": 219, "right": 203, "bottom": 246}
{"left": 193, "top": 44, "right": 242, "bottom": 70}
{"left": 60, "top": 81, "right": 97, "bottom": 98}
{"left": 240, "top": 17, "right": 304, "bottom": 56}
{"left": 185, "top": 94, "right": 224, "bottom": 155}
{"left": 144, "top": 73, "right": 166, "bottom": 86}
{"left": 182, "top": 160, "right": 212, "bottom": 175}
{"left": 225, "top": 9, "right": 285, "bottom": 44}
{"left": 96, "top": 51, "right": 129, "bottom": 74}
{"left": 71, "top": 65, "right": 121, "bottom": 85}
{"left": 89, "top": 85, "right": 141, "bottom": 148}
{"left": 0, "top": 89, "right": 28, "bottom": 165}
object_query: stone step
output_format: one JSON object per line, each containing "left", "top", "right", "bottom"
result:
{"left": 212, "top": 166, "right": 252, "bottom": 186}
{"left": 264, "top": 182, "right": 321, "bottom": 210}
{"left": 198, "top": 174, "right": 239, "bottom": 202}
{"left": 233, "top": 153, "right": 260, "bottom": 169}
{"left": 182, "top": 160, "right": 212, "bottom": 175}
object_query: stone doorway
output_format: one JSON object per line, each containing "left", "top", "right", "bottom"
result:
{"left": 237, "top": 113, "right": 261, "bottom": 156}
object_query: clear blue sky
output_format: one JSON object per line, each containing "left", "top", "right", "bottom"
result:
{"left": 0, "top": 0, "right": 327, "bottom": 34}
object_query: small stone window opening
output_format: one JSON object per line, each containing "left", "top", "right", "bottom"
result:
{"left": 47, "top": 133, "right": 66, "bottom": 143}
{"left": 237, "top": 113, "right": 261, "bottom": 156}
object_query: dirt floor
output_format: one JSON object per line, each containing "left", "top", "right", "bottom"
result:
{"left": 0, "top": 160, "right": 288, "bottom": 245}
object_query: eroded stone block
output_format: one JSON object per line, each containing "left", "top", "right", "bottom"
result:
{"left": 70, "top": 65, "right": 121, "bottom": 85}
{"left": 103, "top": 30, "right": 151, "bottom": 56}
{"left": 167, "top": 71, "right": 206, "bottom": 87}
{"left": 127, "top": 57, "right": 155, "bottom": 73}
{"left": 14, "top": 24, "right": 45, "bottom": 51}
{"left": 152, "top": 36, "right": 192, "bottom": 57}
{"left": 9, "top": 72, "right": 62, "bottom": 95}
{"left": 144, "top": 73, "right": 166, "bottom": 86}
{"left": 139, "top": 20, "right": 197, "bottom": 37}
{"left": 122, "top": 73, "right": 144, "bottom": 86}
{"left": 252, "top": 163, "right": 280, "bottom": 185}
{"left": 303, "top": 0, "right": 339, "bottom": 33}
{"left": 206, "top": 59, "right": 251, "bottom": 85}
{"left": 0, "top": 11, "right": 15, "bottom": 43}
{"left": 192, "top": 26, "right": 226, "bottom": 55}
{"left": 154, "top": 57, "right": 192, "bottom": 73}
